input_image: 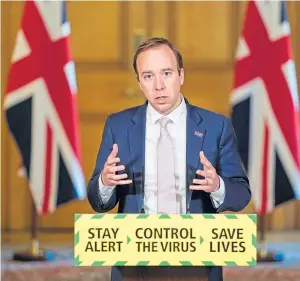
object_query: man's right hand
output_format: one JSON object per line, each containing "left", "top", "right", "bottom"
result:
{"left": 101, "top": 144, "right": 133, "bottom": 186}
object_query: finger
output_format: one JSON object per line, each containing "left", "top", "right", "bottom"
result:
{"left": 200, "top": 151, "right": 212, "bottom": 169}
{"left": 110, "top": 144, "right": 119, "bottom": 158}
{"left": 196, "top": 169, "right": 213, "bottom": 179}
{"left": 106, "top": 157, "right": 120, "bottom": 166}
{"left": 111, "top": 173, "right": 129, "bottom": 181}
{"left": 107, "top": 144, "right": 118, "bottom": 162}
{"left": 192, "top": 178, "right": 212, "bottom": 185}
{"left": 189, "top": 185, "right": 211, "bottom": 192}
{"left": 108, "top": 165, "right": 125, "bottom": 173}
{"left": 111, "top": 179, "right": 133, "bottom": 185}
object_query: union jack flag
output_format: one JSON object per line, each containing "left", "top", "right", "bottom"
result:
{"left": 4, "top": 0, "right": 86, "bottom": 215}
{"left": 230, "top": 0, "right": 300, "bottom": 214}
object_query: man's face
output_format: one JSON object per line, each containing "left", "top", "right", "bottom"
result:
{"left": 136, "top": 45, "right": 184, "bottom": 115}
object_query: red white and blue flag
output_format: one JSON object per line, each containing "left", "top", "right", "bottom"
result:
{"left": 4, "top": 0, "right": 86, "bottom": 215}
{"left": 230, "top": 0, "right": 300, "bottom": 214}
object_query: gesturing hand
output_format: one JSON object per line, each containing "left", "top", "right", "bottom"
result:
{"left": 101, "top": 144, "right": 132, "bottom": 186}
{"left": 189, "top": 151, "right": 220, "bottom": 193}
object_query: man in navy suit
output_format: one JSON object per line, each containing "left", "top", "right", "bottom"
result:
{"left": 88, "top": 37, "right": 251, "bottom": 281}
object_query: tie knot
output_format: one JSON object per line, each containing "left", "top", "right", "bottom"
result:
{"left": 157, "top": 117, "right": 172, "bottom": 129}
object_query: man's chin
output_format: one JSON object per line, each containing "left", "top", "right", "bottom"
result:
{"left": 154, "top": 103, "right": 171, "bottom": 115}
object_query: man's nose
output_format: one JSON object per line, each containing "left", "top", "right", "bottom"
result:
{"left": 154, "top": 76, "right": 165, "bottom": 91}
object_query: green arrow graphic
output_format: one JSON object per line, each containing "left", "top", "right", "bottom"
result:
{"left": 159, "top": 261, "right": 170, "bottom": 266}
{"left": 200, "top": 236, "right": 204, "bottom": 245}
{"left": 159, "top": 214, "right": 171, "bottom": 219}
{"left": 252, "top": 234, "right": 257, "bottom": 248}
{"left": 74, "top": 255, "right": 82, "bottom": 266}
{"left": 225, "top": 261, "right": 237, "bottom": 266}
{"left": 180, "top": 261, "right": 193, "bottom": 266}
{"left": 247, "top": 257, "right": 256, "bottom": 266}
{"left": 74, "top": 231, "right": 80, "bottom": 246}
{"left": 224, "top": 214, "right": 238, "bottom": 219}
{"left": 202, "top": 214, "right": 215, "bottom": 219}
{"left": 202, "top": 261, "right": 215, "bottom": 266}
{"left": 92, "top": 261, "right": 105, "bottom": 266}
{"left": 247, "top": 214, "right": 257, "bottom": 224}
{"left": 180, "top": 214, "right": 193, "bottom": 219}
{"left": 114, "top": 261, "right": 128, "bottom": 266}
{"left": 136, "top": 261, "right": 150, "bottom": 266}
{"left": 114, "top": 214, "right": 127, "bottom": 219}
{"left": 136, "top": 214, "right": 149, "bottom": 219}
{"left": 92, "top": 214, "right": 105, "bottom": 219}
{"left": 74, "top": 214, "right": 82, "bottom": 222}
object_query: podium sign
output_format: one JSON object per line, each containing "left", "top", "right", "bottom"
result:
{"left": 74, "top": 214, "right": 256, "bottom": 266}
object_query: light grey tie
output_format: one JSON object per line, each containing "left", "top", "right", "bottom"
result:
{"left": 157, "top": 117, "right": 177, "bottom": 214}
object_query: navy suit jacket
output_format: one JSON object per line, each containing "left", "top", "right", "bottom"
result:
{"left": 88, "top": 100, "right": 251, "bottom": 281}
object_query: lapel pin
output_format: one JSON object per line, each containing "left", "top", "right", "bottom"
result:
{"left": 194, "top": 131, "right": 203, "bottom": 137}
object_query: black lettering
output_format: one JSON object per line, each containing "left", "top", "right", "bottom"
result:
{"left": 239, "top": 242, "right": 246, "bottom": 252}
{"left": 160, "top": 242, "right": 169, "bottom": 252}
{"left": 108, "top": 241, "right": 115, "bottom": 251}
{"left": 96, "top": 228, "right": 102, "bottom": 239}
{"left": 117, "top": 241, "right": 123, "bottom": 251}
{"left": 219, "top": 229, "right": 227, "bottom": 239}
{"left": 144, "top": 241, "right": 151, "bottom": 251}
{"left": 111, "top": 228, "right": 119, "bottom": 239}
{"left": 164, "top": 228, "right": 170, "bottom": 239}
{"left": 189, "top": 228, "right": 196, "bottom": 239}
{"left": 144, "top": 229, "right": 152, "bottom": 239}
{"left": 181, "top": 242, "right": 189, "bottom": 252}
{"left": 136, "top": 241, "right": 142, "bottom": 252}
{"left": 136, "top": 228, "right": 143, "bottom": 239}
{"left": 101, "top": 241, "right": 107, "bottom": 251}
{"left": 190, "top": 242, "right": 196, "bottom": 252}
{"left": 211, "top": 228, "right": 219, "bottom": 239}
{"left": 179, "top": 228, "right": 187, "bottom": 239}
{"left": 173, "top": 242, "right": 180, "bottom": 252}
{"left": 237, "top": 229, "right": 244, "bottom": 239}
{"left": 210, "top": 241, "right": 217, "bottom": 252}
{"left": 171, "top": 228, "right": 179, "bottom": 239}
{"left": 222, "top": 241, "right": 230, "bottom": 252}
{"left": 88, "top": 228, "right": 95, "bottom": 239}
{"left": 231, "top": 241, "right": 238, "bottom": 252}
{"left": 85, "top": 241, "right": 93, "bottom": 252}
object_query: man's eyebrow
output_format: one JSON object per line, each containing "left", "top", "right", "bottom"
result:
{"left": 141, "top": 68, "right": 174, "bottom": 75}
{"left": 141, "top": 70, "right": 153, "bottom": 75}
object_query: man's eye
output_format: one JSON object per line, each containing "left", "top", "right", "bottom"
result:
{"left": 164, "top": 71, "right": 172, "bottom": 77}
{"left": 144, "top": 74, "right": 152, "bottom": 79}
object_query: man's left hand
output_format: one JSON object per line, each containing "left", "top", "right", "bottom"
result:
{"left": 189, "top": 151, "right": 220, "bottom": 193}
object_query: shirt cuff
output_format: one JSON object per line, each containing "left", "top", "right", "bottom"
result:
{"left": 98, "top": 174, "right": 115, "bottom": 204}
{"left": 210, "top": 176, "right": 225, "bottom": 208}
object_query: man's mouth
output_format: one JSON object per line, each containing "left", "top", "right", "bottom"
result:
{"left": 156, "top": 96, "right": 167, "bottom": 100}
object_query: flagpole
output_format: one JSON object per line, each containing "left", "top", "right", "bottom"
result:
{"left": 257, "top": 214, "right": 270, "bottom": 262}
{"left": 257, "top": 213, "right": 283, "bottom": 262}
{"left": 30, "top": 198, "right": 40, "bottom": 257}
{"left": 258, "top": 214, "right": 266, "bottom": 242}
{"left": 12, "top": 188, "right": 49, "bottom": 261}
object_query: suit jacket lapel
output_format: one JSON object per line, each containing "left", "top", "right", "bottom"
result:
{"left": 186, "top": 101, "right": 206, "bottom": 212}
{"left": 128, "top": 102, "right": 147, "bottom": 212}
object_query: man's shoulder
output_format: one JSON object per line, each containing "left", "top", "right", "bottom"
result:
{"left": 190, "top": 103, "right": 228, "bottom": 123}
{"left": 110, "top": 105, "right": 142, "bottom": 118}
{"left": 106, "top": 104, "right": 145, "bottom": 126}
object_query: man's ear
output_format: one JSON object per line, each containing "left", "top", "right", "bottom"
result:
{"left": 179, "top": 68, "right": 184, "bottom": 85}
{"left": 137, "top": 77, "right": 143, "bottom": 91}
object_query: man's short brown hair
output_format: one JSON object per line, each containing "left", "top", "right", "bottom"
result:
{"left": 133, "top": 37, "right": 183, "bottom": 79}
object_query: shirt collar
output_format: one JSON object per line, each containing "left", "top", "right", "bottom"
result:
{"left": 147, "top": 95, "right": 186, "bottom": 125}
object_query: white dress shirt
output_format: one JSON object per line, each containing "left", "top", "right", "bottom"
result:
{"left": 98, "top": 97, "right": 225, "bottom": 213}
